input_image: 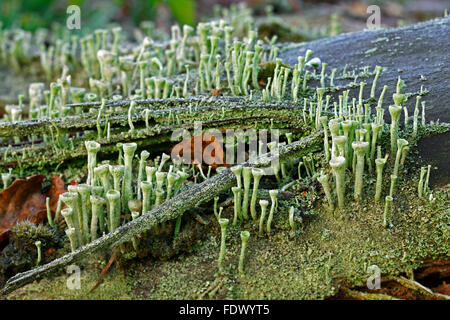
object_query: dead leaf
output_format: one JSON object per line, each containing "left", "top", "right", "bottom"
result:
{"left": 0, "top": 174, "right": 67, "bottom": 244}
{"left": 46, "top": 175, "right": 66, "bottom": 213}
{"left": 170, "top": 133, "right": 227, "bottom": 169}
{"left": 349, "top": 1, "right": 368, "bottom": 17}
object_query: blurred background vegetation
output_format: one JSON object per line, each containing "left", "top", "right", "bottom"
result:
{"left": 1, "top": 0, "right": 447, "bottom": 34}
{"left": 0, "top": 0, "right": 198, "bottom": 31}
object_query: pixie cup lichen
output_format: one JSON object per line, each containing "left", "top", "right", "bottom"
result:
{"left": 250, "top": 168, "right": 264, "bottom": 221}
{"left": 122, "top": 142, "right": 137, "bottom": 212}
{"left": 106, "top": 190, "right": 121, "bottom": 232}
{"left": 238, "top": 231, "right": 250, "bottom": 274}
{"left": 258, "top": 199, "right": 269, "bottom": 235}
{"left": 352, "top": 141, "right": 369, "bottom": 201}
{"left": 389, "top": 105, "right": 402, "bottom": 155}
{"left": 330, "top": 156, "right": 346, "bottom": 209}
{"left": 241, "top": 167, "right": 252, "bottom": 220}
{"left": 317, "top": 171, "right": 334, "bottom": 211}
{"left": 266, "top": 190, "right": 278, "bottom": 233}
{"left": 218, "top": 218, "right": 229, "bottom": 273}
{"left": 85, "top": 141, "right": 101, "bottom": 186}
{"left": 374, "top": 155, "right": 388, "bottom": 203}
{"left": 232, "top": 186, "right": 242, "bottom": 226}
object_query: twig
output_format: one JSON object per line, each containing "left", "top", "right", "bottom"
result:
{"left": 89, "top": 254, "right": 115, "bottom": 294}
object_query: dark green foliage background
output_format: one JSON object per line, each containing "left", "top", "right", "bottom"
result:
{"left": 0, "top": 0, "right": 196, "bottom": 32}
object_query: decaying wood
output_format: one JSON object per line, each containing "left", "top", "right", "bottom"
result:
{"left": 0, "top": 101, "right": 313, "bottom": 138}
{"left": 280, "top": 17, "right": 450, "bottom": 122}
{"left": 1, "top": 130, "right": 323, "bottom": 296}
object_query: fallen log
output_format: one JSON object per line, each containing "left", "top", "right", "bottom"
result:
{"left": 1, "top": 129, "right": 323, "bottom": 296}
{"left": 0, "top": 101, "right": 315, "bottom": 138}
{"left": 280, "top": 17, "right": 450, "bottom": 122}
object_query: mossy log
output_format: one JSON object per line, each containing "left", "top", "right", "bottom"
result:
{"left": 1, "top": 130, "right": 323, "bottom": 295}
{"left": 0, "top": 100, "right": 313, "bottom": 138}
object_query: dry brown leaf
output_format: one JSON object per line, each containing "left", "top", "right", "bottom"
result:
{"left": 170, "top": 132, "right": 227, "bottom": 169}
{"left": 0, "top": 174, "right": 66, "bottom": 244}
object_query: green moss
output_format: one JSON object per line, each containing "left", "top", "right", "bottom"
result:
{"left": 6, "top": 166, "right": 448, "bottom": 299}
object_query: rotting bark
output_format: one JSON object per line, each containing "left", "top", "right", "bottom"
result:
{"left": 1, "top": 130, "right": 323, "bottom": 296}
{"left": 0, "top": 114, "right": 307, "bottom": 170}
{"left": 64, "top": 96, "right": 247, "bottom": 110}
{"left": 0, "top": 101, "right": 315, "bottom": 138}
{"left": 280, "top": 17, "right": 450, "bottom": 122}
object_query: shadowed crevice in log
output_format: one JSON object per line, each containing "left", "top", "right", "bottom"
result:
{"left": 280, "top": 17, "right": 450, "bottom": 122}
{"left": 418, "top": 131, "right": 450, "bottom": 187}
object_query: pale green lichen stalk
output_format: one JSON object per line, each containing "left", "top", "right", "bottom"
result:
{"left": 137, "top": 150, "right": 150, "bottom": 200}
{"left": 266, "top": 190, "right": 278, "bottom": 234}
{"left": 217, "top": 218, "right": 229, "bottom": 273}
{"left": 94, "top": 164, "right": 111, "bottom": 194}
{"left": 85, "top": 141, "right": 100, "bottom": 186}
{"left": 330, "top": 156, "right": 346, "bottom": 209}
{"left": 383, "top": 195, "right": 393, "bottom": 228}
{"left": 231, "top": 186, "right": 242, "bottom": 226}
{"left": 320, "top": 116, "right": 330, "bottom": 161}
{"left": 352, "top": 141, "right": 369, "bottom": 201}
{"left": 370, "top": 123, "right": 383, "bottom": 163}
{"left": 258, "top": 200, "right": 269, "bottom": 235}
{"left": 317, "top": 171, "right": 334, "bottom": 211}
{"left": 423, "top": 164, "right": 431, "bottom": 196}
{"left": 106, "top": 190, "right": 121, "bottom": 231}
{"left": 390, "top": 139, "right": 409, "bottom": 195}
{"left": 418, "top": 166, "right": 427, "bottom": 198}
{"left": 374, "top": 155, "right": 388, "bottom": 203}
{"left": 45, "top": 197, "right": 54, "bottom": 228}
{"left": 393, "top": 139, "right": 409, "bottom": 177}
{"left": 122, "top": 143, "right": 137, "bottom": 212}
{"left": 389, "top": 105, "right": 402, "bottom": 155}
{"left": 141, "top": 181, "right": 152, "bottom": 214}
{"left": 153, "top": 188, "right": 164, "bottom": 208}
{"left": 238, "top": 231, "right": 250, "bottom": 274}
{"left": 34, "top": 241, "right": 41, "bottom": 266}
{"left": 1, "top": 169, "right": 12, "bottom": 190}
{"left": 77, "top": 184, "right": 92, "bottom": 243}
{"left": 241, "top": 167, "right": 252, "bottom": 220}
{"left": 60, "top": 192, "right": 83, "bottom": 246}
{"left": 90, "top": 195, "right": 106, "bottom": 241}
{"left": 250, "top": 168, "right": 264, "bottom": 221}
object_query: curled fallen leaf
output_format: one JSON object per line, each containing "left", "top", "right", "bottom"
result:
{"left": 170, "top": 133, "right": 227, "bottom": 169}
{"left": 0, "top": 174, "right": 66, "bottom": 245}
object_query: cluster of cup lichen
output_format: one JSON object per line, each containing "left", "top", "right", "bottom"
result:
{"left": 0, "top": 2, "right": 441, "bottom": 296}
